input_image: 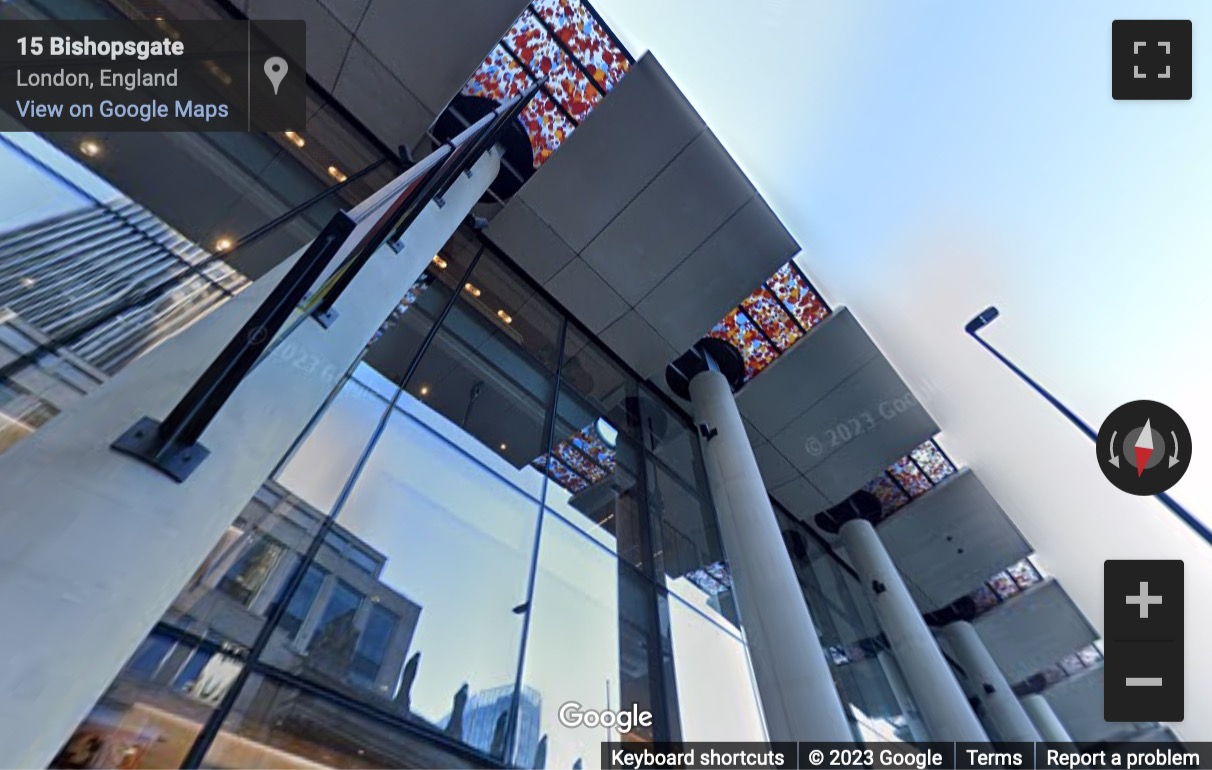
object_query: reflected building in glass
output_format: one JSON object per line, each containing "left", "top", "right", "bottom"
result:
{"left": 0, "top": 0, "right": 1184, "bottom": 766}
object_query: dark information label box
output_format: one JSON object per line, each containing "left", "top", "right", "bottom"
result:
{"left": 0, "top": 18, "right": 304, "bottom": 132}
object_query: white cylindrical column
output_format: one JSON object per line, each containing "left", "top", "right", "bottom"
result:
{"left": 877, "top": 651, "right": 930, "bottom": 742}
{"left": 688, "top": 368, "right": 853, "bottom": 741}
{"left": 1021, "top": 693, "right": 1075, "bottom": 744}
{"left": 839, "top": 518, "right": 988, "bottom": 740}
{"left": 0, "top": 147, "right": 502, "bottom": 767}
{"left": 941, "top": 621, "right": 1040, "bottom": 741}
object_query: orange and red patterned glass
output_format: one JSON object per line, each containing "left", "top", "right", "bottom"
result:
{"left": 532, "top": 0, "right": 630, "bottom": 91}
{"left": 863, "top": 474, "right": 909, "bottom": 516}
{"left": 888, "top": 456, "right": 932, "bottom": 498}
{"left": 909, "top": 440, "right": 955, "bottom": 483}
{"left": 462, "top": 44, "right": 533, "bottom": 102}
{"left": 519, "top": 90, "right": 573, "bottom": 167}
{"left": 989, "top": 571, "right": 1020, "bottom": 599}
{"left": 539, "top": 455, "right": 588, "bottom": 493}
{"left": 741, "top": 286, "right": 803, "bottom": 351}
{"left": 554, "top": 442, "right": 606, "bottom": 483}
{"left": 570, "top": 427, "right": 616, "bottom": 471}
{"left": 709, "top": 308, "right": 778, "bottom": 381}
{"left": 768, "top": 264, "right": 829, "bottom": 330}
{"left": 505, "top": 11, "right": 601, "bottom": 122}
{"left": 1007, "top": 559, "right": 1041, "bottom": 589}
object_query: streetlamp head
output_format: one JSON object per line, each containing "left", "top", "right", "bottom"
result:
{"left": 965, "top": 305, "right": 1000, "bottom": 335}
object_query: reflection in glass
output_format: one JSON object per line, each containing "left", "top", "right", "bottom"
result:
{"left": 544, "top": 356, "right": 649, "bottom": 568}
{"left": 519, "top": 513, "right": 668, "bottom": 769}
{"left": 204, "top": 674, "right": 486, "bottom": 769}
{"left": 667, "top": 596, "right": 764, "bottom": 741}
{"left": 49, "top": 631, "right": 236, "bottom": 770}
{"left": 279, "top": 405, "right": 539, "bottom": 757}
{"left": 166, "top": 483, "right": 325, "bottom": 652}
{"left": 647, "top": 460, "right": 736, "bottom": 629}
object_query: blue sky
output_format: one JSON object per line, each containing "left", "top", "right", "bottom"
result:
{"left": 594, "top": 0, "right": 1212, "bottom": 738}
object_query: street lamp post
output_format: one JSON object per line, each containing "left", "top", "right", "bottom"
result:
{"left": 966, "top": 306, "right": 1211, "bottom": 547}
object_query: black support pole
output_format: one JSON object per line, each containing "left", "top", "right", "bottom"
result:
{"left": 111, "top": 210, "right": 357, "bottom": 482}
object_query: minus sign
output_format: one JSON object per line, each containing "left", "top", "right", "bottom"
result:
{"left": 1125, "top": 677, "right": 1164, "bottom": 687}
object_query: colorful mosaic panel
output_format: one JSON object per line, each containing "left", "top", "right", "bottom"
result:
{"left": 910, "top": 440, "right": 956, "bottom": 484}
{"left": 709, "top": 308, "right": 778, "bottom": 381}
{"left": 971, "top": 584, "right": 1001, "bottom": 613}
{"left": 1007, "top": 558, "right": 1041, "bottom": 589}
{"left": 518, "top": 90, "right": 573, "bottom": 167}
{"left": 532, "top": 0, "right": 630, "bottom": 90}
{"left": 462, "top": 44, "right": 532, "bottom": 102}
{"left": 505, "top": 11, "right": 601, "bottom": 121}
{"left": 767, "top": 263, "right": 829, "bottom": 330}
{"left": 570, "top": 427, "right": 616, "bottom": 471}
{"left": 888, "top": 457, "right": 932, "bottom": 498}
{"left": 544, "top": 456, "right": 588, "bottom": 493}
{"left": 863, "top": 474, "right": 909, "bottom": 516}
{"left": 554, "top": 442, "right": 606, "bottom": 483}
{"left": 741, "top": 287, "right": 803, "bottom": 351}
{"left": 989, "top": 571, "right": 1020, "bottom": 599}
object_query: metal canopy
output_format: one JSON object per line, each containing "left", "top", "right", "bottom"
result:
{"left": 738, "top": 308, "right": 939, "bottom": 506}
{"left": 874, "top": 469, "right": 1032, "bottom": 610}
{"left": 247, "top": 0, "right": 531, "bottom": 152}
{"left": 972, "top": 580, "right": 1099, "bottom": 684}
{"left": 487, "top": 54, "right": 799, "bottom": 379}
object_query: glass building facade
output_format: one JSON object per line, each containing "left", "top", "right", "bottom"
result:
{"left": 1, "top": 0, "right": 1172, "bottom": 763}
{"left": 0, "top": 133, "right": 936, "bottom": 768}
{"left": 39, "top": 216, "right": 773, "bottom": 769}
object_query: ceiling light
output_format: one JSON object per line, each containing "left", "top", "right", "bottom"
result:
{"left": 327, "top": 165, "right": 347, "bottom": 183}
{"left": 464, "top": 282, "right": 481, "bottom": 297}
{"left": 283, "top": 131, "right": 305, "bottom": 148}
{"left": 419, "top": 385, "right": 429, "bottom": 396}
{"left": 497, "top": 309, "right": 513, "bottom": 324}
{"left": 154, "top": 17, "right": 181, "bottom": 40}
{"left": 499, "top": 443, "right": 508, "bottom": 451}
{"left": 78, "top": 140, "right": 101, "bottom": 158}
{"left": 203, "top": 60, "right": 232, "bottom": 86}
{"left": 431, "top": 255, "right": 447, "bottom": 269}
{"left": 214, "top": 237, "right": 233, "bottom": 252}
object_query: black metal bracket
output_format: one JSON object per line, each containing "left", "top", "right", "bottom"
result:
{"left": 111, "top": 415, "right": 211, "bottom": 483}
{"left": 112, "top": 211, "right": 358, "bottom": 482}
{"left": 311, "top": 308, "right": 339, "bottom": 329}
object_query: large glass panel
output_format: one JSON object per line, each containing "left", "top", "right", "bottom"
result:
{"left": 0, "top": 377, "right": 59, "bottom": 454}
{"left": 541, "top": 329, "right": 650, "bottom": 570}
{"left": 647, "top": 460, "right": 736, "bottom": 629}
{"left": 517, "top": 513, "right": 668, "bottom": 769}
{"left": 636, "top": 389, "right": 698, "bottom": 487}
{"left": 667, "top": 596, "right": 765, "bottom": 742}
{"left": 165, "top": 482, "right": 325, "bottom": 652}
{"left": 274, "top": 232, "right": 479, "bottom": 515}
{"left": 49, "top": 630, "right": 241, "bottom": 770}
{"left": 202, "top": 674, "right": 486, "bottom": 769}
{"left": 268, "top": 402, "right": 541, "bottom": 761}
{"left": 559, "top": 326, "right": 642, "bottom": 439}
{"left": 399, "top": 249, "right": 563, "bottom": 500}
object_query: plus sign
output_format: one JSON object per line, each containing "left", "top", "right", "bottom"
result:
{"left": 1126, "top": 581, "right": 1163, "bottom": 619}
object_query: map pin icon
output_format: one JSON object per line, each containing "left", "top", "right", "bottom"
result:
{"left": 264, "top": 56, "right": 288, "bottom": 95}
